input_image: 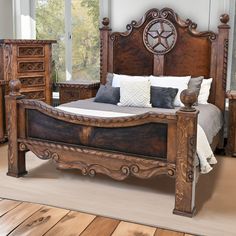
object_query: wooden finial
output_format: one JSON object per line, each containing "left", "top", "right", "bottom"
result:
{"left": 180, "top": 89, "right": 197, "bottom": 112}
{"left": 9, "top": 79, "right": 21, "bottom": 96}
{"left": 102, "top": 17, "right": 110, "bottom": 28}
{"left": 220, "top": 14, "right": 229, "bottom": 25}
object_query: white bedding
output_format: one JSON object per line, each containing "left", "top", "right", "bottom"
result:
{"left": 57, "top": 106, "right": 217, "bottom": 174}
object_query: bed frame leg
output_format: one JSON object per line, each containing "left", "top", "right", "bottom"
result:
{"left": 174, "top": 95, "right": 198, "bottom": 217}
{"left": 6, "top": 79, "right": 27, "bottom": 177}
{"left": 173, "top": 166, "right": 196, "bottom": 217}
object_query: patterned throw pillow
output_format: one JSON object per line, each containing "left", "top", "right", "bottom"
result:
{"left": 118, "top": 78, "right": 151, "bottom": 107}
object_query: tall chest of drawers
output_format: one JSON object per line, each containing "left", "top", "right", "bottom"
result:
{"left": 0, "top": 39, "right": 56, "bottom": 142}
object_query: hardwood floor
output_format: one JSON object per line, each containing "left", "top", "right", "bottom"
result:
{"left": 0, "top": 198, "right": 195, "bottom": 236}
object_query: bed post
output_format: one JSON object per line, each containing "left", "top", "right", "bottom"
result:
{"left": 173, "top": 89, "right": 198, "bottom": 217}
{"left": 100, "top": 17, "right": 111, "bottom": 85}
{"left": 5, "top": 79, "right": 27, "bottom": 177}
{"left": 0, "top": 80, "right": 6, "bottom": 142}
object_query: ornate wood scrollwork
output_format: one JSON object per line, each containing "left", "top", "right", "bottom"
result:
{"left": 18, "top": 62, "right": 45, "bottom": 73}
{"left": 19, "top": 76, "right": 45, "bottom": 87}
{"left": 18, "top": 139, "right": 176, "bottom": 181}
{"left": 223, "top": 39, "right": 229, "bottom": 90}
{"left": 143, "top": 18, "right": 177, "bottom": 55}
{"left": 21, "top": 91, "right": 45, "bottom": 100}
{"left": 18, "top": 46, "right": 44, "bottom": 57}
{"left": 4, "top": 44, "right": 13, "bottom": 81}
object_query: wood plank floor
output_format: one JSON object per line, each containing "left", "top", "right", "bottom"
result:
{"left": 0, "top": 198, "right": 195, "bottom": 236}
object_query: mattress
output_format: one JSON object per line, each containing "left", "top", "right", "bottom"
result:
{"left": 59, "top": 98, "right": 223, "bottom": 144}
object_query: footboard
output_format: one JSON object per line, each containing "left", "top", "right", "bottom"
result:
{"left": 6, "top": 79, "right": 198, "bottom": 217}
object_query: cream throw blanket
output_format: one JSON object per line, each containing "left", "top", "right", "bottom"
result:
{"left": 58, "top": 106, "right": 216, "bottom": 174}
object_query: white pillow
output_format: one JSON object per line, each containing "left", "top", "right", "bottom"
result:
{"left": 150, "top": 76, "right": 191, "bottom": 107}
{"left": 118, "top": 77, "right": 151, "bottom": 107}
{"left": 198, "top": 78, "right": 213, "bottom": 104}
{"left": 112, "top": 74, "right": 150, "bottom": 87}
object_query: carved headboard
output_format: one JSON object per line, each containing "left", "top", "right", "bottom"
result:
{"left": 100, "top": 8, "right": 230, "bottom": 112}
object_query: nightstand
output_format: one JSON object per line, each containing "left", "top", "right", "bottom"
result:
{"left": 226, "top": 90, "right": 236, "bottom": 157}
{"left": 58, "top": 80, "right": 100, "bottom": 104}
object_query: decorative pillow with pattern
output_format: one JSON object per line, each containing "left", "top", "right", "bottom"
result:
{"left": 118, "top": 78, "right": 151, "bottom": 107}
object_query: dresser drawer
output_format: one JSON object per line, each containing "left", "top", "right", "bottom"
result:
{"left": 21, "top": 89, "right": 45, "bottom": 100}
{"left": 17, "top": 61, "right": 45, "bottom": 73}
{"left": 19, "top": 76, "right": 45, "bottom": 88}
{"left": 17, "top": 45, "right": 45, "bottom": 58}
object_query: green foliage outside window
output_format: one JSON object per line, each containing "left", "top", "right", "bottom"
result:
{"left": 36, "top": 0, "right": 99, "bottom": 83}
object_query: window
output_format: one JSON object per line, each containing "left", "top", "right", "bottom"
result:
{"left": 35, "top": 0, "right": 99, "bottom": 84}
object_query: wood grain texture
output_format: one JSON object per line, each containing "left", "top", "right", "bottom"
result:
{"left": 9, "top": 206, "right": 69, "bottom": 236}
{"left": 44, "top": 211, "right": 96, "bottom": 236}
{"left": 112, "top": 221, "right": 156, "bottom": 236}
{"left": 80, "top": 216, "right": 120, "bottom": 236}
{"left": 0, "top": 202, "right": 41, "bottom": 235}
{"left": 0, "top": 199, "right": 21, "bottom": 217}
{"left": 154, "top": 228, "right": 184, "bottom": 236}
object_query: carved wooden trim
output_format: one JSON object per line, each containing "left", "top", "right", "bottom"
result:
{"left": 19, "top": 76, "right": 45, "bottom": 88}
{"left": 223, "top": 39, "right": 229, "bottom": 90}
{"left": 17, "top": 46, "right": 45, "bottom": 58}
{"left": 18, "top": 99, "right": 177, "bottom": 127}
{"left": 18, "top": 139, "right": 176, "bottom": 181}
{"left": 4, "top": 44, "right": 13, "bottom": 81}
{"left": 21, "top": 91, "right": 45, "bottom": 100}
{"left": 110, "top": 8, "right": 216, "bottom": 42}
{"left": 18, "top": 61, "right": 45, "bottom": 73}
{"left": 57, "top": 82, "right": 100, "bottom": 89}
{"left": 0, "top": 39, "right": 57, "bottom": 44}
{"left": 174, "top": 110, "right": 198, "bottom": 216}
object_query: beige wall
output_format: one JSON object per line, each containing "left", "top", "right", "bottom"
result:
{"left": 0, "top": 0, "right": 14, "bottom": 38}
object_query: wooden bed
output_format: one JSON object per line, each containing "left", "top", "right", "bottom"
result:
{"left": 6, "top": 8, "right": 230, "bottom": 217}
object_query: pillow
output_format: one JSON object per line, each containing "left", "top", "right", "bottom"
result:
{"left": 151, "top": 86, "right": 178, "bottom": 109}
{"left": 118, "top": 77, "right": 151, "bottom": 107}
{"left": 188, "top": 76, "right": 204, "bottom": 97}
{"left": 150, "top": 76, "right": 191, "bottom": 107}
{"left": 198, "top": 78, "right": 213, "bottom": 104}
{"left": 112, "top": 74, "right": 150, "bottom": 87}
{"left": 106, "top": 73, "right": 113, "bottom": 86}
{"left": 94, "top": 85, "right": 120, "bottom": 105}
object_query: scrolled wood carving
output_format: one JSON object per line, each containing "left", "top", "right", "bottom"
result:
{"left": 20, "top": 141, "right": 59, "bottom": 161}
{"left": 18, "top": 139, "right": 176, "bottom": 181}
{"left": 109, "top": 8, "right": 216, "bottom": 42}
{"left": 18, "top": 46, "right": 44, "bottom": 57}
{"left": 18, "top": 62, "right": 44, "bottom": 73}
{"left": 4, "top": 44, "right": 13, "bottom": 81}
{"left": 19, "top": 76, "right": 45, "bottom": 87}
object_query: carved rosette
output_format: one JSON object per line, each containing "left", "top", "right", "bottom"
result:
{"left": 143, "top": 18, "right": 177, "bottom": 55}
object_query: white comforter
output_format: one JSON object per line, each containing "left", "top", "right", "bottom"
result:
{"left": 57, "top": 106, "right": 217, "bottom": 174}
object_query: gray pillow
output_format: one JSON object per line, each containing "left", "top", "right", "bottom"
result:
{"left": 94, "top": 85, "right": 120, "bottom": 104}
{"left": 188, "top": 76, "right": 204, "bottom": 97}
{"left": 106, "top": 73, "right": 114, "bottom": 86}
{"left": 151, "top": 86, "right": 178, "bottom": 109}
